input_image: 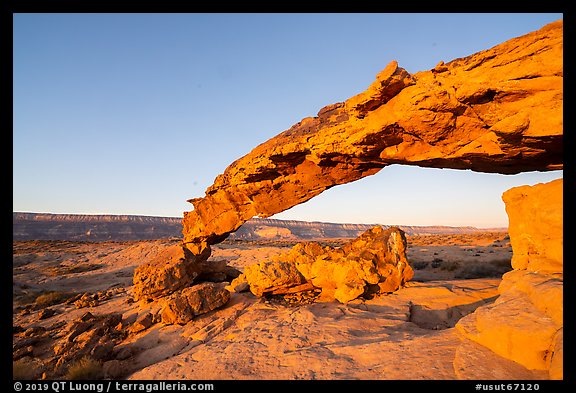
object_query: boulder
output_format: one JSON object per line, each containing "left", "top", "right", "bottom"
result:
{"left": 38, "top": 308, "right": 56, "bottom": 320}
{"left": 243, "top": 260, "right": 306, "bottom": 297}
{"left": 74, "top": 293, "right": 99, "bottom": 308}
{"left": 241, "top": 226, "right": 413, "bottom": 303}
{"left": 132, "top": 244, "right": 208, "bottom": 301}
{"left": 226, "top": 274, "right": 249, "bottom": 293}
{"left": 456, "top": 179, "right": 563, "bottom": 378}
{"left": 160, "top": 283, "right": 230, "bottom": 325}
{"left": 128, "top": 313, "right": 155, "bottom": 334}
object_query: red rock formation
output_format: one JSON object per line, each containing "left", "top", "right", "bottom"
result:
{"left": 183, "top": 20, "right": 562, "bottom": 248}
{"left": 160, "top": 282, "right": 230, "bottom": 325}
{"left": 456, "top": 179, "right": 563, "bottom": 379}
{"left": 132, "top": 244, "right": 207, "bottom": 301}
{"left": 231, "top": 226, "right": 413, "bottom": 303}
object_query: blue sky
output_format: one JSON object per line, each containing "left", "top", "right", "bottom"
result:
{"left": 13, "top": 13, "right": 563, "bottom": 228}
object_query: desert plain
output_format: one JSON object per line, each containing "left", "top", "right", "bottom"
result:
{"left": 14, "top": 230, "right": 548, "bottom": 380}
{"left": 12, "top": 19, "right": 564, "bottom": 382}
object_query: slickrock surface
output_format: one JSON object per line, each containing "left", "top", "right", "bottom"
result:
{"left": 13, "top": 18, "right": 563, "bottom": 381}
{"left": 183, "top": 20, "right": 562, "bottom": 247}
{"left": 15, "top": 233, "right": 537, "bottom": 380}
{"left": 456, "top": 179, "right": 563, "bottom": 379}
{"left": 129, "top": 279, "right": 546, "bottom": 380}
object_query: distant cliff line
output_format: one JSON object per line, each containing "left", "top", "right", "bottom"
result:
{"left": 13, "top": 212, "right": 506, "bottom": 242}
{"left": 13, "top": 212, "right": 182, "bottom": 224}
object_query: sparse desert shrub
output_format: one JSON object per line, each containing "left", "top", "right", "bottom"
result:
{"left": 44, "top": 263, "right": 104, "bottom": 276}
{"left": 411, "top": 261, "right": 429, "bottom": 270}
{"left": 440, "top": 260, "right": 461, "bottom": 272}
{"left": 488, "top": 258, "right": 512, "bottom": 271}
{"left": 455, "top": 259, "right": 512, "bottom": 279}
{"left": 65, "top": 357, "right": 103, "bottom": 380}
{"left": 14, "top": 290, "right": 40, "bottom": 305}
{"left": 35, "top": 291, "right": 75, "bottom": 307}
{"left": 431, "top": 258, "right": 443, "bottom": 268}
{"left": 13, "top": 358, "right": 41, "bottom": 380}
{"left": 65, "top": 263, "right": 104, "bottom": 274}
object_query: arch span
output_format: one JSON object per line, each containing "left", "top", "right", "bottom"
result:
{"left": 182, "top": 20, "right": 562, "bottom": 249}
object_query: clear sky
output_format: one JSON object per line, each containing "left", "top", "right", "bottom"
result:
{"left": 13, "top": 13, "right": 563, "bottom": 228}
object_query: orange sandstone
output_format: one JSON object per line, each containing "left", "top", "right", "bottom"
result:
{"left": 456, "top": 179, "right": 563, "bottom": 379}
{"left": 183, "top": 20, "right": 562, "bottom": 248}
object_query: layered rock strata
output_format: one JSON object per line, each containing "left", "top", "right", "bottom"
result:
{"left": 456, "top": 179, "right": 563, "bottom": 379}
{"left": 183, "top": 20, "right": 562, "bottom": 248}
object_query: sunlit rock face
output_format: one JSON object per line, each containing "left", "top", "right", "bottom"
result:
{"left": 456, "top": 179, "right": 563, "bottom": 379}
{"left": 132, "top": 244, "right": 207, "bottom": 301}
{"left": 182, "top": 20, "right": 562, "bottom": 249}
{"left": 159, "top": 282, "right": 230, "bottom": 325}
{"left": 234, "top": 226, "right": 413, "bottom": 303}
{"left": 133, "top": 20, "right": 563, "bottom": 379}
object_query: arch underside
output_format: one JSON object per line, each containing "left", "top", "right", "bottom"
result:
{"left": 182, "top": 20, "right": 563, "bottom": 250}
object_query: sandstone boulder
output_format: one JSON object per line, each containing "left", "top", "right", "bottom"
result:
{"left": 74, "top": 293, "right": 99, "bottom": 308}
{"left": 133, "top": 244, "right": 208, "bottom": 301}
{"left": 38, "top": 308, "right": 56, "bottom": 320}
{"left": 243, "top": 260, "right": 306, "bottom": 297}
{"left": 160, "top": 283, "right": 230, "bottom": 325}
{"left": 128, "top": 313, "right": 155, "bottom": 334}
{"left": 301, "top": 226, "right": 412, "bottom": 302}
{"left": 502, "top": 178, "right": 563, "bottom": 273}
{"left": 226, "top": 274, "right": 250, "bottom": 293}
{"left": 241, "top": 226, "right": 413, "bottom": 303}
{"left": 456, "top": 179, "right": 563, "bottom": 379}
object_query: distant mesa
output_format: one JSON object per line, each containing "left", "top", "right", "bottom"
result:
{"left": 12, "top": 20, "right": 563, "bottom": 381}
{"left": 12, "top": 212, "right": 182, "bottom": 241}
{"left": 12, "top": 212, "right": 502, "bottom": 242}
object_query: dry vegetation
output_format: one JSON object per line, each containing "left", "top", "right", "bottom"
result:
{"left": 64, "top": 357, "right": 103, "bottom": 380}
{"left": 12, "top": 232, "right": 522, "bottom": 380}
{"left": 403, "top": 232, "right": 512, "bottom": 282}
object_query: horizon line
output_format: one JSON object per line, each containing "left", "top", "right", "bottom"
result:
{"left": 12, "top": 211, "right": 508, "bottom": 230}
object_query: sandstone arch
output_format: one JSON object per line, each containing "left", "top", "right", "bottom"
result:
{"left": 182, "top": 20, "right": 562, "bottom": 249}
{"left": 140, "top": 20, "right": 563, "bottom": 379}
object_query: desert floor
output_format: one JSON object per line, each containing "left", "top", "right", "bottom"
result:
{"left": 13, "top": 232, "right": 548, "bottom": 380}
